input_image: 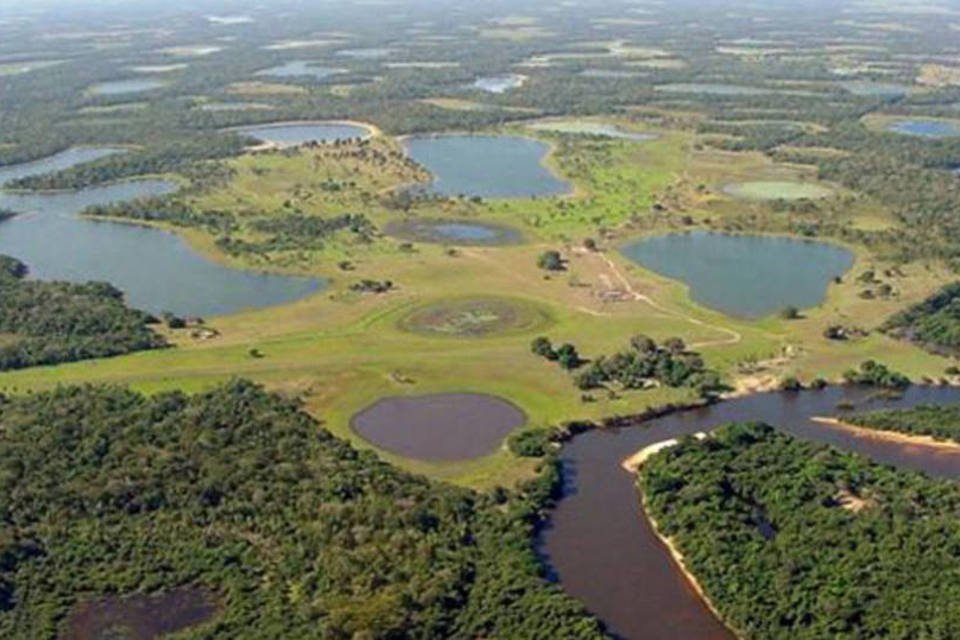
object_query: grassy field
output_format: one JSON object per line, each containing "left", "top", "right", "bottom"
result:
{"left": 2, "top": 118, "right": 956, "bottom": 488}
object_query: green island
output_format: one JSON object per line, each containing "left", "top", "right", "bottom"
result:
{"left": 843, "top": 403, "right": 960, "bottom": 445}
{"left": 639, "top": 423, "right": 960, "bottom": 639}
{"left": 1, "top": 0, "right": 960, "bottom": 637}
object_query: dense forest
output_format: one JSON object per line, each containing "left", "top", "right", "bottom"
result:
{"left": 847, "top": 403, "right": 960, "bottom": 444}
{"left": 640, "top": 422, "right": 960, "bottom": 639}
{"left": 0, "top": 380, "right": 604, "bottom": 639}
{"left": 0, "top": 255, "right": 166, "bottom": 371}
{"left": 882, "top": 282, "right": 960, "bottom": 355}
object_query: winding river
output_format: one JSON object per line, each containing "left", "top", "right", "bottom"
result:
{"left": 539, "top": 386, "right": 960, "bottom": 640}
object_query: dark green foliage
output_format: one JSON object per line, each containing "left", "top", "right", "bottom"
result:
{"left": 85, "top": 197, "right": 238, "bottom": 234}
{"left": 7, "top": 137, "right": 248, "bottom": 190}
{"left": 349, "top": 279, "right": 393, "bottom": 294}
{"left": 556, "top": 343, "right": 583, "bottom": 370}
{"left": 780, "top": 306, "right": 800, "bottom": 320}
{"left": 531, "top": 336, "right": 557, "bottom": 360}
{"left": 572, "top": 336, "right": 725, "bottom": 397}
{"left": 842, "top": 360, "right": 911, "bottom": 389}
{"left": 0, "top": 256, "right": 165, "bottom": 371}
{"left": 0, "top": 382, "right": 603, "bottom": 639}
{"left": 779, "top": 376, "right": 802, "bottom": 391}
{"left": 640, "top": 422, "right": 960, "bottom": 639}
{"left": 537, "top": 250, "right": 565, "bottom": 272}
{"left": 882, "top": 282, "right": 960, "bottom": 355}
{"left": 847, "top": 403, "right": 960, "bottom": 444}
{"left": 508, "top": 429, "right": 554, "bottom": 458}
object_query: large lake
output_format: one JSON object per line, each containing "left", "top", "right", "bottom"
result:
{"left": 0, "top": 146, "right": 127, "bottom": 186}
{"left": 231, "top": 121, "right": 371, "bottom": 147}
{"left": 539, "top": 385, "right": 960, "bottom": 640}
{"left": 621, "top": 232, "right": 854, "bottom": 318}
{"left": 402, "top": 135, "right": 571, "bottom": 198}
{"left": 0, "top": 180, "right": 324, "bottom": 318}
{"left": 89, "top": 79, "right": 167, "bottom": 96}
{"left": 255, "top": 60, "right": 344, "bottom": 80}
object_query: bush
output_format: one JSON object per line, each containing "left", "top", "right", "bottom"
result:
{"left": 508, "top": 428, "right": 553, "bottom": 457}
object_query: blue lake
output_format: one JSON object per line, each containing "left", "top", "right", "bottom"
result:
{"left": 89, "top": 79, "right": 166, "bottom": 96}
{"left": 0, "top": 180, "right": 324, "bottom": 317}
{"left": 621, "top": 232, "right": 854, "bottom": 318}
{"left": 402, "top": 135, "right": 571, "bottom": 199}
{"left": 0, "top": 146, "right": 126, "bottom": 186}
{"left": 887, "top": 119, "right": 960, "bottom": 138}
{"left": 231, "top": 121, "right": 371, "bottom": 147}
{"left": 256, "top": 60, "right": 344, "bottom": 80}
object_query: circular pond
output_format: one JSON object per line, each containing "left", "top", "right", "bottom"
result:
{"left": 399, "top": 296, "right": 552, "bottom": 338}
{"left": 352, "top": 393, "right": 526, "bottom": 461}
{"left": 384, "top": 218, "right": 523, "bottom": 245}
{"left": 723, "top": 180, "right": 832, "bottom": 200}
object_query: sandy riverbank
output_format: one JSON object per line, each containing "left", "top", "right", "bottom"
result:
{"left": 811, "top": 416, "right": 960, "bottom": 452}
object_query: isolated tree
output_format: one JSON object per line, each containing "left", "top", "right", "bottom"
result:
{"left": 537, "top": 250, "right": 565, "bottom": 271}
{"left": 531, "top": 336, "right": 557, "bottom": 360}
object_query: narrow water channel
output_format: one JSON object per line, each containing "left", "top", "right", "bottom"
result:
{"left": 538, "top": 386, "right": 960, "bottom": 640}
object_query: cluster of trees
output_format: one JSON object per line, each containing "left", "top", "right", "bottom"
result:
{"left": 847, "top": 403, "right": 960, "bottom": 444}
{"left": 85, "top": 197, "right": 238, "bottom": 234}
{"left": 0, "top": 255, "right": 166, "bottom": 371}
{"left": 842, "top": 360, "right": 911, "bottom": 390}
{"left": 349, "top": 279, "right": 394, "bottom": 294}
{"left": 882, "top": 282, "right": 960, "bottom": 355}
{"left": 236, "top": 213, "right": 376, "bottom": 254}
{"left": 8, "top": 137, "right": 248, "bottom": 190}
{"left": 533, "top": 334, "right": 726, "bottom": 398}
{"left": 537, "top": 250, "right": 566, "bottom": 272}
{"left": 531, "top": 336, "right": 584, "bottom": 370}
{"left": 574, "top": 335, "right": 726, "bottom": 398}
{"left": 640, "top": 422, "right": 960, "bottom": 639}
{"left": 0, "top": 381, "right": 604, "bottom": 639}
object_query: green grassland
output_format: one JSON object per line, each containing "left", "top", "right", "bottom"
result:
{"left": 1, "top": 118, "right": 955, "bottom": 488}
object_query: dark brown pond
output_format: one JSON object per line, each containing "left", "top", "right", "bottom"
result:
{"left": 538, "top": 386, "right": 960, "bottom": 640}
{"left": 62, "top": 587, "right": 218, "bottom": 640}
{"left": 351, "top": 393, "right": 526, "bottom": 460}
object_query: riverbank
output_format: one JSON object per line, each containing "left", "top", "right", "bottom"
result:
{"left": 627, "top": 437, "right": 742, "bottom": 639}
{"left": 812, "top": 416, "right": 960, "bottom": 451}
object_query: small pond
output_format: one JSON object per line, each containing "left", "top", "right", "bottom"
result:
{"left": 0, "top": 180, "right": 324, "bottom": 317}
{"left": 231, "top": 121, "right": 372, "bottom": 147}
{"left": 255, "top": 60, "right": 345, "bottom": 80}
{"left": 402, "top": 135, "right": 571, "bottom": 199}
{"left": 473, "top": 74, "right": 526, "bottom": 93}
{"left": 89, "top": 79, "right": 166, "bottom": 96}
{"left": 335, "top": 47, "right": 395, "bottom": 59}
{"left": 63, "top": 587, "right": 219, "bottom": 640}
{"left": 887, "top": 119, "right": 960, "bottom": 138}
{"left": 620, "top": 232, "right": 854, "bottom": 319}
{"left": 0, "top": 146, "right": 126, "bottom": 186}
{"left": 352, "top": 393, "right": 527, "bottom": 461}
{"left": 528, "top": 120, "right": 656, "bottom": 141}
{"left": 384, "top": 218, "right": 523, "bottom": 245}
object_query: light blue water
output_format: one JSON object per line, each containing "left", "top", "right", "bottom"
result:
{"left": 433, "top": 223, "right": 499, "bottom": 240}
{"left": 888, "top": 119, "right": 960, "bottom": 138}
{"left": 89, "top": 79, "right": 166, "bottom": 95}
{"left": 621, "top": 231, "right": 854, "bottom": 318}
{"left": 402, "top": 135, "right": 571, "bottom": 199}
{"left": 473, "top": 74, "right": 525, "bottom": 93}
{"left": 0, "top": 147, "right": 126, "bottom": 186}
{"left": 0, "top": 180, "right": 324, "bottom": 317}
{"left": 231, "top": 122, "right": 370, "bottom": 146}
{"left": 256, "top": 60, "right": 344, "bottom": 80}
